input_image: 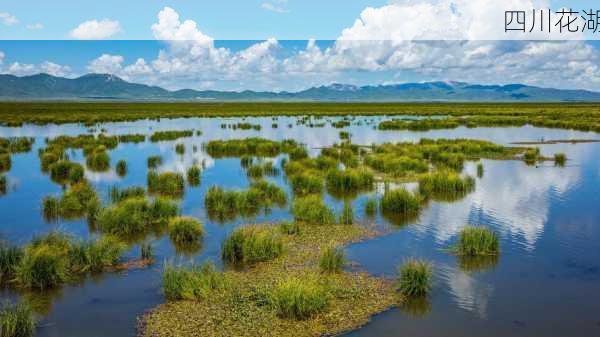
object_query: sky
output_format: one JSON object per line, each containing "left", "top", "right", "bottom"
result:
{"left": 1, "top": 0, "right": 600, "bottom": 91}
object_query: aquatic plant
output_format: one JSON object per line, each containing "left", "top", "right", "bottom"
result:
{"left": 168, "top": 217, "right": 204, "bottom": 246}
{"left": 42, "top": 196, "right": 60, "bottom": 222}
{"left": 0, "top": 154, "right": 10, "bottom": 173}
{"left": 204, "top": 181, "right": 286, "bottom": 221}
{"left": 48, "top": 160, "right": 85, "bottom": 185}
{"left": 150, "top": 130, "right": 194, "bottom": 142}
{"left": 96, "top": 197, "right": 179, "bottom": 238}
{"left": 245, "top": 161, "right": 279, "bottom": 178}
{"left": 69, "top": 236, "right": 125, "bottom": 273}
{"left": 163, "top": 262, "right": 225, "bottom": 301}
{"left": 380, "top": 188, "right": 423, "bottom": 216}
{"left": 42, "top": 182, "right": 100, "bottom": 221}
{"left": 175, "top": 143, "right": 185, "bottom": 155}
{"left": 109, "top": 185, "right": 145, "bottom": 203}
{"left": 279, "top": 221, "right": 301, "bottom": 235}
{"left": 221, "top": 226, "right": 283, "bottom": 265}
{"left": 271, "top": 276, "right": 329, "bottom": 320}
{"left": 397, "top": 259, "right": 432, "bottom": 297}
{"left": 319, "top": 246, "right": 345, "bottom": 273}
{"left": 116, "top": 160, "right": 127, "bottom": 177}
{"left": 205, "top": 138, "right": 301, "bottom": 158}
{"left": 292, "top": 195, "right": 336, "bottom": 225}
{"left": 140, "top": 243, "right": 154, "bottom": 261}
{"left": 454, "top": 226, "right": 499, "bottom": 256}
{"left": 147, "top": 171, "right": 185, "bottom": 197}
{"left": 326, "top": 168, "right": 374, "bottom": 195}
{"left": 85, "top": 147, "right": 110, "bottom": 172}
{"left": 289, "top": 173, "right": 324, "bottom": 196}
{"left": 186, "top": 166, "right": 201, "bottom": 186}
{"left": 364, "top": 197, "right": 378, "bottom": 217}
{"left": 15, "top": 240, "right": 70, "bottom": 290}
{"left": 0, "top": 301, "right": 35, "bottom": 337}
{"left": 0, "top": 175, "right": 6, "bottom": 195}
{"left": 418, "top": 171, "right": 475, "bottom": 198}
{"left": 523, "top": 147, "right": 541, "bottom": 165}
{"left": 554, "top": 153, "right": 566, "bottom": 166}
{"left": 147, "top": 155, "right": 163, "bottom": 169}
{"left": 338, "top": 203, "right": 354, "bottom": 225}
{"left": 476, "top": 162, "right": 484, "bottom": 178}
{"left": 0, "top": 244, "right": 23, "bottom": 284}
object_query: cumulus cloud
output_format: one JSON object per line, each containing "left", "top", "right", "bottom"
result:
{"left": 87, "top": 54, "right": 124, "bottom": 73}
{"left": 261, "top": 3, "right": 289, "bottom": 13}
{"left": 0, "top": 12, "right": 18, "bottom": 26}
{"left": 6, "top": 62, "right": 36, "bottom": 76}
{"left": 40, "top": 61, "right": 71, "bottom": 77}
{"left": 70, "top": 19, "right": 122, "bottom": 39}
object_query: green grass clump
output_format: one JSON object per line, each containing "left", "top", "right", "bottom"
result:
{"left": 48, "top": 160, "right": 85, "bottom": 185}
{"left": 96, "top": 197, "right": 179, "bottom": 238}
{"left": 116, "top": 160, "right": 127, "bottom": 177}
{"left": 140, "top": 243, "right": 154, "bottom": 261}
{"left": 0, "top": 175, "right": 6, "bottom": 195}
{"left": 523, "top": 147, "right": 541, "bottom": 165}
{"left": 168, "top": 217, "right": 204, "bottom": 246}
{"left": 175, "top": 143, "right": 185, "bottom": 155}
{"left": 380, "top": 188, "right": 423, "bottom": 216}
{"left": 319, "top": 247, "right": 345, "bottom": 273}
{"left": 15, "top": 238, "right": 70, "bottom": 290}
{"left": 339, "top": 203, "right": 354, "bottom": 225}
{"left": 147, "top": 155, "right": 163, "bottom": 169}
{"left": 476, "top": 163, "right": 484, "bottom": 178}
{"left": 554, "top": 153, "right": 566, "bottom": 166}
{"left": 289, "top": 173, "right": 324, "bottom": 196}
{"left": 163, "top": 262, "right": 225, "bottom": 301}
{"left": 326, "top": 168, "right": 374, "bottom": 194}
{"left": 0, "top": 245, "right": 23, "bottom": 284}
{"left": 150, "top": 130, "right": 194, "bottom": 142}
{"left": 271, "top": 276, "right": 329, "bottom": 320}
{"left": 418, "top": 171, "right": 475, "bottom": 197}
{"left": 245, "top": 161, "right": 278, "bottom": 178}
{"left": 69, "top": 236, "right": 125, "bottom": 273}
{"left": 397, "top": 259, "right": 432, "bottom": 297}
{"left": 42, "top": 197, "right": 60, "bottom": 222}
{"left": 186, "top": 166, "right": 201, "bottom": 186}
{"left": 109, "top": 185, "right": 145, "bottom": 203}
{"left": 279, "top": 221, "right": 301, "bottom": 235}
{"left": 85, "top": 147, "right": 110, "bottom": 172}
{"left": 204, "top": 181, "right": 286, "bottom": 221}
{"left": 0, "top": 154, "right": 10, "bottom": 173}
{"left": 42, "top": 182, "right": 100, "bottom": 221}
{"left": 221, "top": 226, "right": 283, "bottom": 265}
{"left": 455, "top": 226, "right": 499, "bottom": 256}
{"left": 364, "top": 197, "right": 378, "bottom": 217}
{"left": 0, "top": 301, "right": 35, "bottom": 337}
{"left": 292, "top": 195, "right": 336, "bottom": 225}
{"left": 205, "top": 138, "right": 301, "bottom": 158}
{"left": 147, "top": 171, "right": 185, "bottom": 197}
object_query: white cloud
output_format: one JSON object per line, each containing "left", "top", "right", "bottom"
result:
{"left": 6, "top": 62, "right": 36, "bottom": 76}
{"left": 40, "top": 61, "right": 71, "bottom": 77}
{"left": 87, "top": 54, "right": 124, "bottom": 74}
{"left": 0, "top": 12, "right": 18, "bottom": 26}
{"left": 70, "top": 19, "right": 121, "bottom": 39}
{"left": 123, "top": 58, "right": 153, "bottom": 76}
{"left": 0, "top": 51, "right": 4, "bottom": 65}
{"left": 261, "top": 2, "right": 289, "bottom": 13}
{"left": 26, "top": 23, "right": 44, "bottom": 30}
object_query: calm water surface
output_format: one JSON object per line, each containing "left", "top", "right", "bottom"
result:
{"left": 0, "top": 116, "right": 599, "bottom": 337}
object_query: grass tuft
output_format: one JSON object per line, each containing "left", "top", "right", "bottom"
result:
{"left": 0, "top": 301, "right": 35, "bottom": 337}
{"left": 397, "top": 259, "right": 432, "bottom": 297}
{"left": 163, "top": 262, "right": 225, "bottom": 301}
{"left": 292, "top": 195, "right": 336, "bottom": 225}
{"left": 221, "top": 226, "right": 283, "bottom": 265}
{"left": 455, "top": 226, "right": 499, "bottom": 256}
{"left": 319, "top": 246, "right": 345, "bottom": 273}
{"left": 271, "top": 276, "right": 329, "bottom": 320}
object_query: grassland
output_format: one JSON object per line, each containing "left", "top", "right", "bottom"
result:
{"left": 0, "top": 103, "right": 599, "bottom": 132}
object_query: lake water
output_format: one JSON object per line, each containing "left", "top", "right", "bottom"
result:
{"left": 0, "top": 116, "right": 599, "bottom": 337}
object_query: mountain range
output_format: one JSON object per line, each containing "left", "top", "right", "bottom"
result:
{"left": 1, "top": 73, "right": 600, "bottom": 102}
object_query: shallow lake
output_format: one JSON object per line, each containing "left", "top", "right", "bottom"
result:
{"left": 1, "top": 116, "right": 599, "bottom": 337}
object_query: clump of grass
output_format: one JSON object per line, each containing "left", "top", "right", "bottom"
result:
{"left": 271, "top": 276, "right": 329, "bottom": 320}
{"left": 0, "top": 154, "right": 10, "bottom": 173}
{"left": 397, "top": 259, "right": 432, "bottom": 297}
{"left": 339, "top": 203, "right": 353, "bottom": 225}
{"left": 48, "top": 160, "right": 85, "bottom": 185}
{"left": 204, "top": 181, "right": 286, "bottom": 221}
{"left": 319, "top": 246, "right": 345, "bottom": 273}
{"left": 476, "top": 162, "right": 484, "bottom": 178}
{"left": 69, "top": 236, "right": 125, "bottom": 273}
{"left": 554, "top": 153, "right": 566, "bottom": 166}
{"left": 245, "top": 161, "right": 279, "bottom": 178}
{"left": 0, "top": 175, "right": 6, "bottom": 195}
{"left": 326, "top": 168, "right": 374, "bottom": 194}
{"left": 15, "top": 236, "right": 70, "bottom": 290}
{"left": 292, "top": 195, "right": 336, "bottom": 225}
{"left": 186, "top": 166, "right": 201, "bottom": 186}
{"left": 279, "top": 221, "right": 301, "bottom": 235}
{"left": 364, "top": 197, "right": 378, "bottom": 217}
{"left": 454, "top": 226, "right": 499, "bottom": 256}
{"left": 168, "top": 217, "right": 204, "bottom": 246}
{"left": 116, "top": 160, "right": 127, "bottom": 177}
{"left": 42, "top": 182, "right": 100, "bottom": 221}
{"left": 175, "top": 143, "right": 185, "bottom": 155}
{"left": 289, "top": 173, "right": 324, "bottom": 196}
{"left": 163, "top": 262, "right": 225, "bottom": 301}
{"left": 523, "top": 147, "right": 541, "bottom": 165}
{"left": 147, "top": 155, "right": 163, "bottom": 169}
{"left": 147, "top": 171, "right": 185, "bottom": 197}
{"left": 221, "top": 226, "right": 283, "bottom": 265}
{"left": 85, "top": 147, "right": 110, "bottom": 172}
{"left": 150, "top": 130, "right": 193, "bottom": 142}
{"left": 141, "top": 243, "right": 154, "bottom": 261}
{"left": 42, "top": 196, "right": 60, "bottom": 222}
{"left": 96, "top": 197, "right": 179, "bottom": 238}
{"left": 0, "top": 301, "right": 36, "bottom": 337}
{"left": 380, "top": 188, "right": 422, "bottom": 216}
{"left": 109, "top": 185, "right": 145, "bottom": 203}
{"left": 0, "top": 244, "right": 23, "bottom": 284}
{"left": 418, "top": 171, "right": 475, "bottom": 198}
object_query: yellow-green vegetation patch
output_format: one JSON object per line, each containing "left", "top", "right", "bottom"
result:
{"left": 140, "top": 223, "right": 397, "bottom": 337}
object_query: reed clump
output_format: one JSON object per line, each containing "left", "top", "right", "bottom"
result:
{"left": 418, "top": 171, "right": 475, "bottom": 199}
{"left": 0, "top": 301, "right": 36, "bottom": 337}
{"left": 85, "top": 146, "right": 110, "bottom": 172}
{"left": 454, "top": 226, "right": 499, "bottom": 256}
{"left": 326, "top": 168, "right": 374, "bottom": 194}
{"left": 380, "top": 188, "right": 423, "bottom": 217}
{"left": 221, "top": 226, "right": 284, "bottom": 265}
{"left": 48, "top": 160, "right": 85, "bottom": 185}
{"left": 0, "top": 245, "right": 23, "bottom": 284}
{"left": 319, "top": 246, "right": 345, "bottom": 273}
{"left": 42, "top": 181, "right": 100, "bottom": 221}
{"left": 292, "top": 195, "right": 336, "bottom": 225}
{"left": 289, "top": 173, "right": 324, "bottom": 196}
{"left": 205, "top": 138, "right": 301, "bottom": 158}
{"left": 476, "top": 162, "right": 484, "bottom": 177}
{"left": 109, "top": 185, "right": 145, "bottom": 203}
{"left": 147, "top": 171, "right": 185, "bottom": 197}
{"left": 163, "top": 262, "right": 225, "bottom": 301}
{"left": 397, "top": 259, "right": 432, "bottom": 297}
{"left": 147, "top": 156, "right": 163, "bottom": 169}
{"left": 0, "top": 175, "right": 6, "bottom": 195}
{"left": 116, "top": 160, "right": 127, "bottom": 177}
{"left": 364, "top": 197, "right": 378, "bottom": 217}
{"left": 150, "top": 130, "right": 194, "bottom": 142}
{"left": 168, "top": 217, "right": 204, "bottom": 246}
{"left": 270, "top": 276, "right": 329, "bottom": 320}
{"left": 186, "top": 166, "right": 201, "bottom": 186}
{"left": 554, "top": 153, "right": 566, "bottom": 166}
{"left": 204, "top": 181, "right": 286, "bottom": 221}
{"left": 339, "top": 203, "right": 354, "bottom": 225}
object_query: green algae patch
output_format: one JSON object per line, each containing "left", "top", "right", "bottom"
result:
{"left": 140, "top": 224, "right": 397, "bottom": 337}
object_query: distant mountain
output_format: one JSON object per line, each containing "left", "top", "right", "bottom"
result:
{"left": 1, "top": 73, "right": 600, "bottom": 102}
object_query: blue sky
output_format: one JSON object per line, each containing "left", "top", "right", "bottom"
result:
{"left": 1, "top": 1, "right": 600, "bottom": 91}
